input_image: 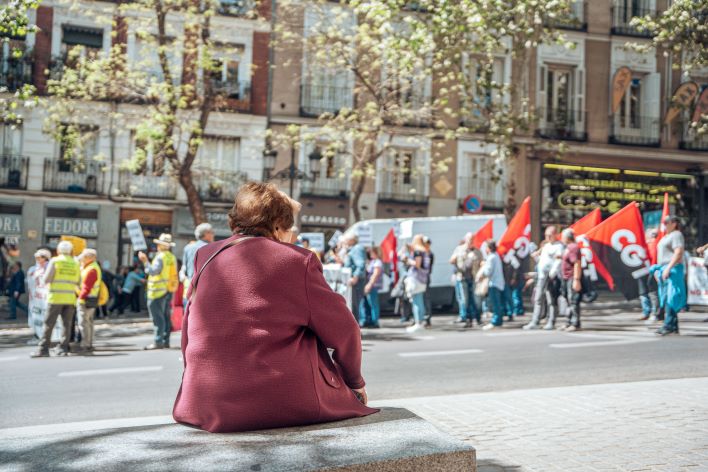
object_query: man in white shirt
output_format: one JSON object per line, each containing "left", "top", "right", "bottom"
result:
{"left": 524, "top": 226, "right": 564, "bottom": 330}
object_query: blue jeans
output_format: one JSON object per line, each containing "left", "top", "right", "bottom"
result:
{"left": 455, "top": 278, "right": 479, "bottom": 322}
{"left": 9, "top": 297, "right": 27, "bottom": 319}
{"left": 663, "top": 307, "right": 679, "bottom": 332}
{"left": 411, "top": 292, "right": 426, "bottom": 324}
{"left": 488, "top": 287, "right": 504, "bottom": 326}
{"left": 363, "top": 288, "right": 380, "bottom": 326}
{"left": 147, "top": 295, "right": 170, "bottom": 345}
{"left": 511, "top": 286, "right": 524, "bottom": 315}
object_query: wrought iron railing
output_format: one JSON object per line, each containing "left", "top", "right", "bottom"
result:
{"left": 118, "top": 170, "right": 178, "bottom": 199}
{"left": 611, "top": 5, "right": 655, "bottom": 37}
{"left": 0, "top": 54, "right": 34, "bottom": 92}
{"left": 211, "top": 78, "right": 251, "bottom": 112}
{"left": 679, "top": 121, "right": 708, "bottom": 152}
{"left": 217, "top": 0, "right": 256, "bottom": 17}
{"left": 609, "top": 114, "right": 661, "bottom": 147}
{"left": 300, "top": 83, "right": 354, "bottom": 117}
{"left": 195, "top": 169, "right": 249, "bottom": 203}
{"left": 378, "top": 173, "right": 428, "bottom": 203}
{"left": 300, "top": 176, "right": 351, "bottom": 198}
{"left": 0, "top": 155, "right": 29, "bottom": 189}
{"left": 43, "top": 158, "right": 106, "bottom": 194}
{"left": 546, "top": 1, "right": 587, "bottom": 30}
{"left": 537, "top": 108, "right": 588, "bottom": 141}
{"left": 457, "top": 176, "right": 505, "bottom": 209}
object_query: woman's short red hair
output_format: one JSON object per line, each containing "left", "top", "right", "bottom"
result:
{"left": 228, "top": 182, "right": 295, "bottom": 238}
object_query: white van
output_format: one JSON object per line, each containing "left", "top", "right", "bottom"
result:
{"left": 343, "top": 214, "right": 508, "bottom": 310}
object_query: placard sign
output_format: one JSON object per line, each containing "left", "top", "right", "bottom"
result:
{"left": 125, "top": 219, "right": 148, "bottom": 251}
{"left": 356, "top": 223, "right": 373, "bottom": 247}
{"left": 300, "top": 232, "right": 326, "bottom": 254}
{"left": 687, "top": 256, "right": 708, "bottom": 306}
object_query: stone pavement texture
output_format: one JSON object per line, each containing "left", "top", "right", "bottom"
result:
{"left": 372, "top": 377, "right": 708, "bottom": 472}
{"left": 0, "top": 408, "right": 475, "bottom": 472}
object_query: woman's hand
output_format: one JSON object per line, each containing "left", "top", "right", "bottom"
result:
{"left": 364, "top": 284, "right": 371, "bottom": 295}
{"left": 352, "top": 387, "right": 368, "bottom": 405}
{"left": 662, "top": 267, "right": 670, "bottom": 281}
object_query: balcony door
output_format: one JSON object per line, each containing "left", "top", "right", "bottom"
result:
{"left": 380, "top": 147, "right": 427, "bottom": 200}
{"left": 539, "top": 64, "right": 584, "bottom": 134}
{"left": 61, "top": 25, "right": 104, "bottom": 63}
{"left": 58, "top": 125, "right": 99, "bottom": 171}
{"left": 0, "top": 124, "right": 22, "bottom": 157}
{"left": 614, "top": 72, "right": 660, "bottom": 140}
{"left": 457, "top": 152, "right": 505, "bottom": 209}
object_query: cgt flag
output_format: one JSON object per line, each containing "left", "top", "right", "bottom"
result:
{"left": 584, "top": 203, "right": 650, "bottom": 300}
{"left": 472, "top": 219, "right": 493, "bottom": 249}
{"left": 572, "top": 208, "right": 611, "bottom": 283}
{"left": 498, "top": 196, "right": 532, "bottom": 270}
{"left": 380, "top": 228, "right": 398, "bottom": 284}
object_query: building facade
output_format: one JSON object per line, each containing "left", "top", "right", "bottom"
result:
{"left": 0, "top": 0, "right": 271, "bottom": 268}
{"left": 269, "top": 0, "right": 707, "bottom": 245}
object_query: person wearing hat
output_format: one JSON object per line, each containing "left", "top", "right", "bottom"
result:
{"left": 138, "top": 234, "right": 177, "bottom": 350}
{"left": 75, "top": 248, "right": 102, "bottom": 353}
{"left": 26, "top": 248, "right": 52, "bottom": 340}
{"left": 31, "top": 241, "right": 81, "bottom": 357}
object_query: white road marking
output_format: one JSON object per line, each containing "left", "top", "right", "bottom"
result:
{"left": 0, "top": 415, "right": 174, "bottom": 439}
{"left": 549, "top": 333, "right": 658, "bottom": 349}
{"left": 0, "top": 356, "right": 20, "bottom": 362}
{"left": 410, "top": 335, "right": 436, "bottom": 340}
{"left": 57, "top": 366, "right": 163, "bottom": 377}
{"left": 482, "top": 330, "right": 550, "bottom": 337}
{"left": 398, "top": 349, "right": 483, "bottom": 358}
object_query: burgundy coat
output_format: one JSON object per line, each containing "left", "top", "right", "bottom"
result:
{"left": 173, "top": 234, "right": 378, "bottom": 433}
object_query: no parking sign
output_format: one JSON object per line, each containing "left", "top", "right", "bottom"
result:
{"left": 461, "top": 194, "right": 483, "bottom": 214}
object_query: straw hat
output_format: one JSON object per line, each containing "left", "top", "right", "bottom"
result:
{"left": 153, "top": 233, "right": 176, "bottom": 247}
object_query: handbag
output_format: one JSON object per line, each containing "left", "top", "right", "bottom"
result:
{"left": 474, "top": 277, "right": 489, "bottom": 297}
{"left": 404, "top": 276, "right": 426, "bottom": 299}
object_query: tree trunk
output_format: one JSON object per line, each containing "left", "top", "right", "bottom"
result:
{"left": 180, "top": 171, "right": 208, "bottom": 225}
{"left": 350, "top": 170, "right": 367, "bottom": 223}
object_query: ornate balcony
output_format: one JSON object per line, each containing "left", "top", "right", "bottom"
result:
{"left": 378, "top": 175, "right": 428, "bottom": 204}
{"left": 679, "top": 121, "right": 708, "bottom": 152}
{"left": 118, "top": 170, "right": 178, "bottom": 200}
{"left": 537, "top": 108, "right": 588, "bottom": 142}
{"left": 609, "top": 114, "right": 661, "bottom": 147}
{"left": 43, "top": 158, "right": 106, "bottom": 194}
{"left": 0, "top": 155, "right": 29, "bottom": 189}
{"left": 546, "top": 1, "right": 587, "bottom": 31}
{"left": 300, "top": 83, "right": 353, "bottom": 118}
{"left": 195, "top": 169, "right": 249, "bottom": 203}
{"left": 211, "top": 79, "right": 251, "bottom": 112}
{"left": 0, "top": 53, "right": 34, "bottom": 92}
{"left": 300, "top": 176, "right": 351, "bottom": 199}
{"left": 611, "top": 5, "right": 655, "bottom": 37}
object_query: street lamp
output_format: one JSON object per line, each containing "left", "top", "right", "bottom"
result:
{"left": 263, "top": 144, "right": 322, "bottom": 197}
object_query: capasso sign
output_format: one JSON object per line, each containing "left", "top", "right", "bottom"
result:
{"left": 44, "top": 217, "right": 98, "bottom": 237}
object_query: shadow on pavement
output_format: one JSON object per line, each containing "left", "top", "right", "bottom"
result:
{"left": 478, "top": 459, "right": 524, "bottom": 471}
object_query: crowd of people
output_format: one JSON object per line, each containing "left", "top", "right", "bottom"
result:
{"left": 325, "top": 214, "right": 707, "bottom": 337}
{"left": 9, "top": 222, "right": 218, "bottom": 358}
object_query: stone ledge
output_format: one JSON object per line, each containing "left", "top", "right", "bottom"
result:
{"left": 0, "top": 408, "right": 476, "bottom": 471}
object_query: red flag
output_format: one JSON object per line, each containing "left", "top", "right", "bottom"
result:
{"left": 497, "top": 196, "right": 532, "bottom": 270}
{"left": 570, "top": 208, "right": 602, "bottom": 236}
{"left": 584, "top": 203, "right": 649, "bottom": 300}
{"left": 379, "top": 228, "right": 398, "bottom": 283}
{"left": 647, "top": 193, "right": 670, "bottom": 265}
{"left": 472, "top": 219, "right": 493, "bottom": 249}
{"left": 570, "top": 209, "right": 605, "bottom": 282}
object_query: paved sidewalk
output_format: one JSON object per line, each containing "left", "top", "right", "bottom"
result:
{"left": 372, "top": 377, "right": 708, "bottom": 472}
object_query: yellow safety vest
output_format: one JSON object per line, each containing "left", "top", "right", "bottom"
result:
{"left": 147, "top": 251, "right": 175, "bottom": 300}
{"left": 80, "top": 261, "right": 102, "bottom": 301}
{"left": 47, "top": 255, "right": 80, "bottom": 305}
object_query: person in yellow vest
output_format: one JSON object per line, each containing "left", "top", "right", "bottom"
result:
{"left": 138, "top": 233, "right": 177, "bottom": 350}
{"left": 31, "top": 241, "right": 80, "bottom": 358}
{"left": 75, "top": 248, "right": 101, "bottom": 354}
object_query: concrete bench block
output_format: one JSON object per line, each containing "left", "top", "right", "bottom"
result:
{"left": 0, "top": 408, "right": 475, "bottom": 471}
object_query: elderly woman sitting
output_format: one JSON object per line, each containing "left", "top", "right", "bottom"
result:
{"left": 173, "top": 182, "right": 377, "bottom": 433}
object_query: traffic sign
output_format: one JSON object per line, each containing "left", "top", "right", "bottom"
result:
{"left": 462, "top": 194, "right": 483, "bottom": 214}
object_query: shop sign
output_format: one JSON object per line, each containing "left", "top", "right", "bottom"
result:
{"left": 555, "top": 177, "right": 679, "bottom": 213}
{"left": 0, "top": 214, "right": 21, "bottom": 236}
{"left": 301, "top": 214, "right": 348, "bottom": 227}
{"left": 175, "top": 209, "right": 231, "bottom": 238}
{"left": 44, "top": 217, "right": 98, "bottom": 237}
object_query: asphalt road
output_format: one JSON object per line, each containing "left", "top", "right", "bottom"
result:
{"left": 2, "top": 309, "right": 707, "bottom": 429}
